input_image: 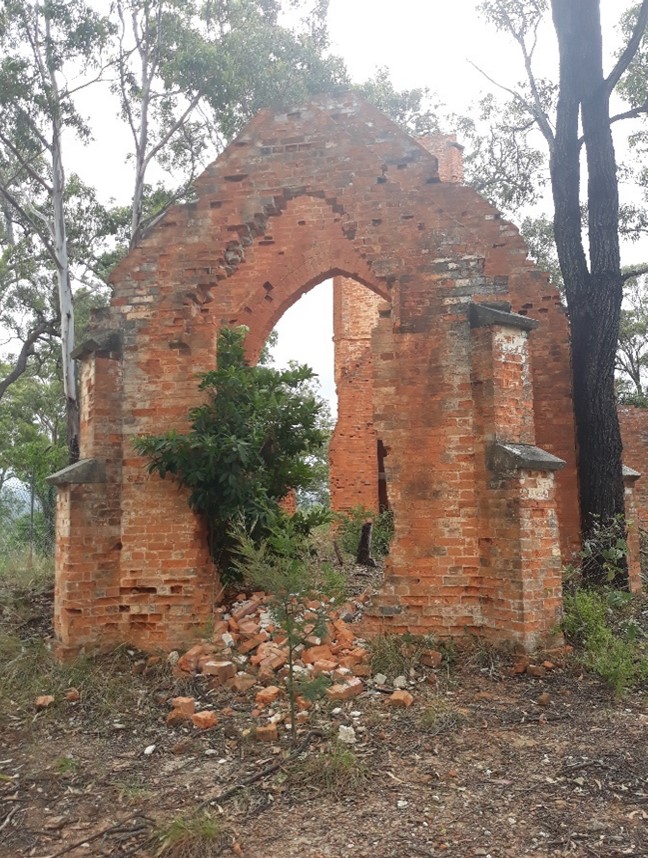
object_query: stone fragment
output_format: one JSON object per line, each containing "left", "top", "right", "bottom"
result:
{"left": 255, "top": 685, "right": 282, "bottom": 707}
{"left": 35, "top": 695, "right": 55, "bottom": 710}
{"left": 326, "top": 678, "right": 364, "bottom": 701}
{"left": 337, "top": 724, "right": 356, "bottom": 744}
{"left": 393, "top": 675, "right": 408, "bottom": 689}
{"left": 255, "top": 723, "right": 278, "bottom": 742}
{"left": 373, "top": 673, "right": 388, "bottom": 686}
{"left": 388, "top": 689, "right": 414, "bottom": 708}
{"left": 191, "top": 710, "right": 218, "bottom": 729}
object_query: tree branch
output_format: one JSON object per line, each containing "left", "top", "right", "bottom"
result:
{"left": 142, "top": 92, "right": 203, "bottom": 170}
{"left": 0, "top": 318, "right": 57, "bottom": 400}
{"left": 0, "top": 184, "right": 57, "bottom": 265}
{"left": 467, "top": 60, "right": 554, "bottom": 147}
{"left": 498, "top": 5, "right": 555, "bottom": 148}
{"left": 605, "top": 0, "right": 648, "bottom": 95}
{"left": 0, "top": 132, "right": 52, "bottom": 194}
{"left": 622, "top": 265, "right": 648, "bottom": 282}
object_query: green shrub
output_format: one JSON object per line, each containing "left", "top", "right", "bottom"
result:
{"left": 134, "top": 326, "right": 328, "bottom": 583}
{"left": 290, "top": 742, "right": 369, "bottom": 796}
{"left": 562, "top": 588, "right": 648, "bottom": 696}
{"left": 152, "top": 811, "right": 229, "bottom": 857}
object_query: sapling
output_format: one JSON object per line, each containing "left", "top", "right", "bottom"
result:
{"left": 232, "top": 512, "right": 340, "bottom": 741}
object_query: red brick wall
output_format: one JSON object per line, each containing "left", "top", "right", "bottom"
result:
{"left": 329, "top": 276, "right": 382, "bottom": 512}
{"left": 53, "top": 94, "right": 580, "bottom": 654}
{"left": 619, "top": 406, "right": 648, "bottom": 531}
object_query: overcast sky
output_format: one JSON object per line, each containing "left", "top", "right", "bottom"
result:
{"left": 68, "top": 2, "right": 638, "bottom": 410}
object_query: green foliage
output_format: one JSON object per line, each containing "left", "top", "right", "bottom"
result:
{"left": 356, "top": 67, "right": 440, "bottom": 135}
{"left": 616, "top": 275, "right": 648, "bottom": 399}
{"left": 578, "top": 515, "right": 629, "bottom": 587}
{"left": 562, "top": 587, "right": 648, "bottom": 696}
{"left": 451, "top": 91, "right": 549, "bottom": 217}
{"left": 134, "top": 326, "right": 328, "bottom": 579}
{"left": 336, "top": 506, "right": 394, "bottom": 559}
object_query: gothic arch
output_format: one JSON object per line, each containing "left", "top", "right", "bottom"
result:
{"left": 50, "top": 93, "right": 586, "bottom": 656}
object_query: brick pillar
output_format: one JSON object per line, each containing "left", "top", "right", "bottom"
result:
{"left": 49, "top": 334, "right": 123, "bottom": 657}
{"left": 329, "top": 276, "right": 384, "bottom": 512}
{"left": 624, "top": 466, "right": 643, "bottom": 592}
{"left": 470, "top": 303, "right": 565, "bottom": 650}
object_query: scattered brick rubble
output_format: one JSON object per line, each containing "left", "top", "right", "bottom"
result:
{"left": 155, "top": 590, "right": 574, "bottom": 738}
{"left": 165, "top": 589, "right": 392, "bottom": 735}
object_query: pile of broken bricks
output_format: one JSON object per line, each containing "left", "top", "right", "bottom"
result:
{"left": 164, "top": 590, "right": 442, "bottom": 740}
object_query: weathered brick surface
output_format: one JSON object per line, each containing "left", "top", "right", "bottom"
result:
{"left": 329, "top": 276, "right": 383, "bottom": 512}
{"left": 51, "top": 93, "right": 617, "bottom": 655}
{"left": 619, "top": 406, "right": 648, "bottom": 530}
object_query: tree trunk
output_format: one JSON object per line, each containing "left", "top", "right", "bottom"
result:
{"left": 49, "top": 54, "right": 80, "bottom": 462}
{"left": 550, "top": 0, "right": 626, "bottom": 583}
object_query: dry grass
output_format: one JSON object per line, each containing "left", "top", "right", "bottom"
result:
{"left": 151, "top": 811, "right": 231, "bottom": 857}
{"left": 290, "top": 741, "right": 370, "bottom": 797}
{"left": 418, "top": 696, "right": 466, "bottom": 736}
{"left": 368, "top": 632, "right": 438, "bottom": 678}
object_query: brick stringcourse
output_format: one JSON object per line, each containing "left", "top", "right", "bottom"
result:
{"left": 48, "top": 93, "right": 645, "bottom": 659}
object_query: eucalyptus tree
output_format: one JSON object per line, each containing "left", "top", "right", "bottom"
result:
{"left": 0, "top": 0, "right": 113, "bottom": 459}
{"left": 472, "top": 0, "right": 648, "bottom": 569}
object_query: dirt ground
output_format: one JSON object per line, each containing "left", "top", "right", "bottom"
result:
{"left": 1, "top": 582, "right": 647, "bottom": 858}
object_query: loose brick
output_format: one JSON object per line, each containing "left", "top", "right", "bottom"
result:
{"left": 255, "top": 686, "right": 282, "bottom": 707}
{"left": 255, "top": 723, "right": 278, "bottom": 742}
{"left": 326, "top": 678, "right": 364, "bottom": 701}
{"left": 388, "top": 689, "right": 414, "bottom": 708}
{"left": 191, "top": 710, "right": 218, "bottom": 729}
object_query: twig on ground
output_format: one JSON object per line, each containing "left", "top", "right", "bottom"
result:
{"left": 40, "top": 814, "right": 153, "bottom": 858}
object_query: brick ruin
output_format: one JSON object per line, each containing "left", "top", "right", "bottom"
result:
{"left": 48, "top": 94, "right": 646, "bottom": 658}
